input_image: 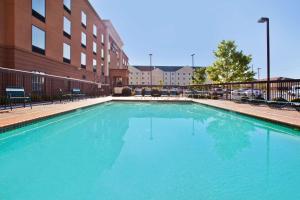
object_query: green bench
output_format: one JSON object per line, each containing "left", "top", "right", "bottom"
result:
{"left": 6, "top": 87, "right": 32, "bottom": 110}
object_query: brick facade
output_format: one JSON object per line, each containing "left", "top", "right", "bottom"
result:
{"left": 0, "top": 0, "right": 128, "bottom": 85}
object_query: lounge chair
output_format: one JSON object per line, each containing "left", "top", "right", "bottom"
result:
{"left": 144, "top": 88, "right": 152, "bottom": 97}
{"left": 183, "top": 89, "right": 193, "bottom": 98}
{"left": 5, "top": 87, "right": 32, "bottom": 110}
{"left": 170, "top": 88, "right": 178, "bottom": 97}
{"left": 161, "top": 89, "right": 169, "bottom": 97}
{"left": 267, "top": 100, "right": 291, "bottom": 109}
{"left": 292, "top": 102, "right": 300, "bottom": 112}
{"left": 134, "top": 88, "right": 143, "bottom": 97}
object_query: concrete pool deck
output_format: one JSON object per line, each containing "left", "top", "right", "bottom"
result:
{"left": 0, "top": 96, "right": 300, "bottom": 132}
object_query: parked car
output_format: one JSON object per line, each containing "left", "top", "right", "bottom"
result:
{"left": 231, "top": 89, "right": 264, "bottom": 101}
{"left": 210, "top": 87, "right": 224, "bottom": 96}
{"left": 288, "top": 85, "right": 300, "bottom": 98}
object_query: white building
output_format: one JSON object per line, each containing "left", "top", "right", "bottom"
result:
{"left": 129, "top": 66, "right": 198, "bottom": 86}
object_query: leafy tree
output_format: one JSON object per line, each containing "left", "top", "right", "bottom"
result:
{"left": 206, "top": 40, "right": 255, "bottom": 83}
{"left": 192, "top": 67, "right": 207, "bottom": 84}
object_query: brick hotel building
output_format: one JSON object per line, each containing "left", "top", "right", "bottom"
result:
{"left": 0, "top": 0, "right": 129, "bottom": 89}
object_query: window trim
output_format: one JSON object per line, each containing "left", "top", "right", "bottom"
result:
{"left": 93, "top": 42, "right": 97, "bottom": 55}
{"left": 93, "top": 59, "right": 97, "bottom": 72}
{"left": 32, "top": 0, "right": 46, "bottom": 22}
{"left": 81, "top": 11, "right": 87, "bottom": 28}
{"left": 63, "top": 0, "right": 71, "bottom": 14}
{"left": 63, "top": 16, "right": 71, "bottom": 39}
{"left": 81, "top": 52, "right": 86, "bottom": 69}
{"left": 31, "top": 25, "right": 46, "bottom": 55}
{"left": 93, "top": 24, "right": 97, "bottom": 38}
{"left": 81, "top": 32, "right": 86, "bottom": 48}
{"left": 63, "top": 43, "right": 71, "bottom": 64}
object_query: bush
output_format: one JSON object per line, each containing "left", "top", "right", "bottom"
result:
{"left": 272, "top": 97, "right": 288, "bottom": 102}
{"left": 122, "top": 87, "right": 132, "bottom": 96}
{"left": 151, "top": 89, "right": 161, "bottom": 97}
{"left": 291, "top": 98, "right": 300, "bottom": 103}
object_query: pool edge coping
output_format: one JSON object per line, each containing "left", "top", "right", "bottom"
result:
{"left": 0, "top": 99, "right": 112, "bottom": 134}
{"left": 191, "top": 99, "right": 300, "bottom": 130}
{"left": 1, "top": 98, "right": 299, "bottom": 133}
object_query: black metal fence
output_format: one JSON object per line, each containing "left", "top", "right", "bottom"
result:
{"left": 189, "top": 80, "right": 300, "bottom": 102}
{"left": 0, "top": 67, "right": 111, "bottom": 106}
{"left": 128, "top": 79, "right": 300, "bottom": 103}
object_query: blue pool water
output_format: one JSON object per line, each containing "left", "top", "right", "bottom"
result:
{"left": 0, "top": 102, "right": 300, "bottom": 200}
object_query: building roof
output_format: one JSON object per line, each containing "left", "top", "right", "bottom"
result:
{"left": 131, "top": 65, "right": 200, "bottom": 72}
{"left": 258, "top": 77, "right": 295, "bottom": 81}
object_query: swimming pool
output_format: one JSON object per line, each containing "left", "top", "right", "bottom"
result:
{"left": 0, "top": 102, "right": 300, "bottom": 200}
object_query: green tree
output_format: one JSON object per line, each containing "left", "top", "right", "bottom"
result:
{"left": 206, "top": 40, "right": 255, "bottom": 83}
{"left": 192, "top": 67, "right": 207, "bottom": 84}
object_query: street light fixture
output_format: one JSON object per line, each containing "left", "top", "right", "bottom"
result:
{"left": 149, "top": 53, "right": 153, "bottom": 88}
{"left": 258, "top": 17, "right": 271, "bottom": 101}
{"left": 191, "top": 53, "right": 195, "bottom": 67}
{"left": 257, "top": 67, "right": 262, "bottom": 80}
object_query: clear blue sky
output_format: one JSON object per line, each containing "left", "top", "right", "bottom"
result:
{"left": 89, "top": 0, "right": 300, "bottom": 79}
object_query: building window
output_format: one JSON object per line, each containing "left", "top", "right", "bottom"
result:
{"left": 101, "top": 34, "right": 105, "bottom": 44}
{"left": 93, "top": 24, "right": 97, "bottom": 37}
{"left": 63, "top": 17, "right": 71, "bottom": 39}
{"left": 93, "top": 59, "right": 97, "bottom": 72}
{"left": 81, "top": 52, "right": 86, "bottom": 68}
{"left": 63, "top": 0, "right": 71, "bottom": 14}
{"left": 32, "top": 25, "right": 45, "bottom": 55}
{"left": 63, "top": 43, "right": 71, "bottom": 63}
{"left": 101, "top": 48, "right": 104, "bottom": 59}
{"left": 81, "top": 32, "right": 86, "bottom": 48}
{"left": 32, "top": 0, "right": 45, "bottom": 22}
{"left": 101, "top": 64, "right": 105, "bottom": 75}
{"left": 32, "top": 73, "right": 45, "bottom": 92}
{"left": 93, "top": 42, "right": 97, "bottom": 54}
{"left": 81, "top": 11, "right": 87, "bottom": 28}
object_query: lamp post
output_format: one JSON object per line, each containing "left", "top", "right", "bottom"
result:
{"left": 149, "top": 53, "right": 153, "bottom": 88}
{"left": 191, "top": 53, "right": 195, "bottom": 67}
{"left": 258, "top": 17, "right": 271, "bottom": 101}
{"left": 257, "top": 67, "right": 262, "bottom": 80}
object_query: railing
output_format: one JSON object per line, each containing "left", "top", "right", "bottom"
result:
{"left": 128, "top": 79, "right": 300, "bottom": 102}
{"left": 189, "top": 80, "right": 300, "bottom": 102}
{"left": 0, "top": 67, "right": 111, "bottom": 106}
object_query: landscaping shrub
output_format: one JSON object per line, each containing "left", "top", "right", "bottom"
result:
{"left": 291, "top": 98, "right": 300, "bottom": 103}
{"left": 151, "top": 89, "right": 161, "bottom": 97}
{"left": 272, "top": 97, "right": 288, "bottom": 102}
{"left": 122, "top": 87, "right": 132, "bottom": 96}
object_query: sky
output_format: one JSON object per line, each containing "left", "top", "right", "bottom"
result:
{"left": 89, "top": 0, "right": 300, "bottom": 79}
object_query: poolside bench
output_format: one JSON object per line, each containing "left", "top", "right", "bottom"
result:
{"left": 61, "top": 88, "right": 85, "bottom": 102}
{"left": 5, "top": 87, "right": 32, "bottom": 110}
{"left": 70, "top": 88, "right": 85, "bottom": 101}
